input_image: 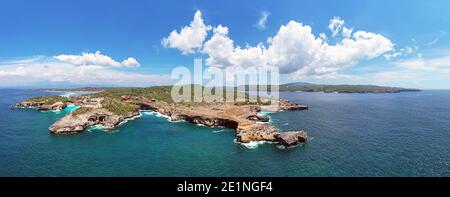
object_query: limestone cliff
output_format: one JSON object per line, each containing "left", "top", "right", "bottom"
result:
{"left": 14, "top": 89, "right": 309, "bottom": 147}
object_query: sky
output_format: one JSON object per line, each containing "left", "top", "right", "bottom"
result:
{"left": 1, "top": 0, "right": 450, "bottom": 89}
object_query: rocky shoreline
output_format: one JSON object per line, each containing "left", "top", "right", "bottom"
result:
{"left": 13, "top": 91, "right": 309, "bottom": 147}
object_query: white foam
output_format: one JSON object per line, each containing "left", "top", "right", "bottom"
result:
{"left": 212, "top": 129, "right": 228, "bottom": 133}
{"left": 234, "top": 139, "right": 272, "bottom": 149}
{"left": 60, "top": 92, "right": 76, "bottom": 98}
{"left": 276, "top": 144, "right": 302, "bottom": 150}
{"left": 155, "top": 113, "right": 171, "bottom": 120}
{"left": 257, "top": 111, "right": 274, "bottom": 116}
{"left": 118, "top": 113, "right": 142, "bottom": 126}
{"left": 139, "top": 110, "right": 183, "bottom": 122}
{"left": 87, "top": 124, "right": 105, "bottom": 132}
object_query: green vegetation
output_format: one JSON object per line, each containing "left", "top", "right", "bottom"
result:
{"left": 72, "top": 107, "right": 93, "bottom": 116}
{"left": 25, "top": 96, "right": 69, "bottom": 105}
{"left": 242, "top": 83, "right": 420, "bottom": 93}
{"left": 103, "top": 98, "right": 140, "bottom": 115}
{"left": 279, "top": 84, "right": 420, "bottom": 93}
{"left": 88, "top": 85, "right": 271, "bottom": 106}
{"left": 90, "top": 86, "right": 174, "bottom": 103}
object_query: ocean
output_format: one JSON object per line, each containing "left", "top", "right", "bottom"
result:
{"left": 0, "top": 89, "right": 449, "bottom": 176}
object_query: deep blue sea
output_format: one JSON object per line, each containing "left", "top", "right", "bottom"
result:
{"left": 0, "top": 89, "right": 449, "bottom": 176}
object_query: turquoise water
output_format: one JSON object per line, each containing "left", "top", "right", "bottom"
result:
{"left": 0, "top": 89, "right": 449, "bottom": 176}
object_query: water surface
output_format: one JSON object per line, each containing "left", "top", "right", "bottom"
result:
{"left": 0, "top": 89, "right": 449, "bottom": 176}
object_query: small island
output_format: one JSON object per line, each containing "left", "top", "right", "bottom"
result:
{"left": 13, "top": 86, "right": 309, "bottom": 147}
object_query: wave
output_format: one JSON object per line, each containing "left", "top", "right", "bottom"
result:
{"left": 118, "top": 113, "right": 142, "bottom": 126}
{"left": 60, "top": 92, "right": 76, "bottom": 98}
{"left": 276, "top": 144, "right": 303, "bottom": 150}
{"left": 139, "top": 110, "right": 184, "bottom": 122}
{"left": 212, "top": 129, "right": 228, "bottom": 133}
{"left": 234, "top": 139, "right": 276, "bottom": 149}
{"left": 87, "top": 124, "right": 105, "bottom": 132}
{"left": 257, "top": 111, "right": 274, "bottom": 116}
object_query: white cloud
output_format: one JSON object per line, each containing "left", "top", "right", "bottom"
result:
{"left": 54, "top": 51, "right": 140, "bottom": 68}
{"left": 121, "top": 57, "right": 141, "bottom": 67}
{"left": 401, "top": 46, "right": 414, "bottom": 54}
{"left": 328, "top": 16, "right": 345, "bottom": 37}
{"left": 256, "top": 11, "right": 270, "bottom": 30}
{"left": 384, "top": 45, "right": 418, "bottom": 60}
{"left": 0, "top": 66, "right": 26, "bottom": 77}
{"left": 342, "top": 26, "right": 353, "bottom": 38}
{"left": 162, "top": 13, "right": 393, "bottom": 80}
{"left": 384, "top": 52, "right": 402, "bottom": 60}
{"left": 0, "top": 57, "right": 171, "bottom": 87}
{"left": 328, "top": 16, "right": 355, "bottom": 38}
{"left": 202, "top": 25, "right": 267, "bottom": 69}
{"left": 162, "top": 10, "right": 212, "bottom": 54}
{"left": 395, "top": 54, "right": 450, "bottom": 71}
{"left": 361, "top": 54, "right": 450, "bottom": 88}
{"left": 201, "top": 20, "right": 393, "bottom": 78}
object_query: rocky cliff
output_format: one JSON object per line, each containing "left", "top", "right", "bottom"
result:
{"left": 49, "top": 108, "right": 139, "bottom": 134}
{"left": 14, "top": 93, "right": 309, "bottom": 147}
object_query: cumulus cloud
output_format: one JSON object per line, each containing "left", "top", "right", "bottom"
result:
{"left": 121, "top": 57, "right": 141, "bottom": 67}
{"left": 201, "top": 20, "right": 393, "bottom": 78}
{"left": 256, "top": 11, "right": 270, "bottom": 30}
{"left": 162, "top": 10, "right": 212, "bottom": 54}
{"left": 54, "top": 51, "right": 140, "bottom": 67}
{"left": 0, "top": 57, "right": 170, "bottom": 87}
{"left": 163, "top": 13, "right": 393, "bottom": 79}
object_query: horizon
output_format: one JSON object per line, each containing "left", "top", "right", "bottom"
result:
{"left": 1, "top": 0, "right": 450, "bottom": 89}
{"left": 0, "top": 82, "right": 443, "bottom": 91}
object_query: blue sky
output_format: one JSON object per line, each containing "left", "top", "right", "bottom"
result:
{"left": 1, "top": 0, "right": 450, "bottom": 89}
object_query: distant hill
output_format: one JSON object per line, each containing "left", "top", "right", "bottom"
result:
{"left": 283, "top": 82, "right": 315, "bottom": 86}
{"left": 242, "top": 82, "right": 420, "bottom": 93}
{"left": 280, "top": 83, "right": 420, "bottom": 93}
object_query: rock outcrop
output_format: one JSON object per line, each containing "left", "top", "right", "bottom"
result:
{"left": 14, "top": 101, "right": 67, "bottom": 111}
{"left": 49, "top": 108, "right": 139, "bottom": 134}
{"left": 275, "top": 131, "right": 308, "bottom": 146}
{"left": 13, "top": 101, "right": 45, "bottom": 109}
{"left": 279, "top": 99, "right": 308, "bottom": 110}
{"left": 139, "top": 101, "right": 292, "bottom": 143}
{"left": 236, "top": 124, "right": 278, "bottom": 143}
{"left": 37, "top": 102, "right": 67, "bottom": 111}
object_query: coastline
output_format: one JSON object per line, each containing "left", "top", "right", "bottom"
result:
{"left": 12, "top": 87, "right": 310, "bottom": 148}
